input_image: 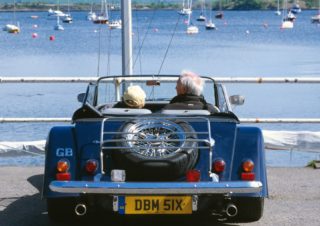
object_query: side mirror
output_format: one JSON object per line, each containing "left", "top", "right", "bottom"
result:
{"left": 229, "top": 95, "right": 245, "bottom": 106}
{"left": 77, "top": 93, "right": 86, "bottom": 103}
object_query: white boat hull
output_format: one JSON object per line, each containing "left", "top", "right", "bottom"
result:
{"left": 178, "top": 8, "right": 192, "bottom": 15}
{"left": 187, "top": 25, "right": 199, "bottom": 34}
{"left": 87, "top": 12, "right": 97, "bottom": 21}
{"left": 274, "top": 10, "right": 281, "bottom": 16}
{"left": 47, "top": 9, "right": 67, "bottom": 19}
{"left": 205, "top": 23, "right": 216, "bottom": 30}
{"left": 3, "top": 24, "right": 20, "bottom": 33}
{"left": 281, "top": 21, "right": 294, "bottom": 29}
{"left": 109, "top": 20, "right": 122, "bottom": 29}
{"left": 311, "top": 14, "right": 320, "bottom": 23}
{"left": 62, "top": 15, "right": 73, "bottom": 23}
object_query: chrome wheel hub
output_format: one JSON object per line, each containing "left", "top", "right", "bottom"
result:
{"left": 124, "top": 120, "right": 186, "bottom": 158}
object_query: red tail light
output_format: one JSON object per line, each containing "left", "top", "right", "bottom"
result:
{"left": 57, "top": 159, "right": 69, "bottom": 173}
{"left": 85, "top": 159, "right": 98, "bottom": 174}
{"left": 186, "top": 169, "right": 201, "bottom": 182}
{"left": 241, "top": 159, "right": 255, "bottom": 181}
{"left": 56, "top": 172, "right": 71, "bottom": 181}
{"left": 56, "top": 159, "right": 70, "bottom": 181}
{"left": 242, "top": 159, "right": 254, "bottom": 172}
{"left": 241, "top": 172, "right": 255, "bottom": 181}
{"left": 213, "top": 158, "right": 226, "bottom": 173}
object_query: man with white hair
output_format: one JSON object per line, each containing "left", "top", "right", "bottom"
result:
{"left": 164, "top": 70, "right": 215, "bottom": 112}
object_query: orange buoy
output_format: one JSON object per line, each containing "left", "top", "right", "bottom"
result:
{"left": 49, "top": 35, "right": 55, "bottom": 41}
{"left": 32, "top": 33, "right": 38, "bottom": 38}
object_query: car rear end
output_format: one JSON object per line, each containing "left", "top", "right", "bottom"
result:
{"left": 44, "top": 114, "right": 266, "bottom": 222}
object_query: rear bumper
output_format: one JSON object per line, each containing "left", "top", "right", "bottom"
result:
{"left": 49, "top": 180, "right": 262, "bottom": 195}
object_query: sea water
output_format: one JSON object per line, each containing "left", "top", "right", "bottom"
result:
{"left": 0, "top": 10, "right": 319, "bottom": 166}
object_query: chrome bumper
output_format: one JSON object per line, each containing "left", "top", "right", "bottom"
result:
{"left": 49, "top": 181, "right": 262, "bottom": 195}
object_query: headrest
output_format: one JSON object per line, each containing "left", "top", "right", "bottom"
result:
{"left": 161, "top": 109, "right": 210, "bottom": 115}
{"left": 101, "top": 108, "right": 152, "bottom": 115}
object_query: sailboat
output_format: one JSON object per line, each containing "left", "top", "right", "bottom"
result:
{"left": 3, "top": 24, "right": 20, "bottom": 33}
{"left": 186, "top": 8, "right": 199, "bottom": 34}
{"left": 87, "top": 1, "right": 97, "bottom": 21}
{"left": 109, "top": 19, "right": 122, "bottom": 29}
{"left": 311, "top": 14, "right": 320, "bottom": 23}
{"left": 215, "top": 0, "right": 224, "bottom": 19}
{"left": 196, "top": 0, "right": 206, "bottom": 21}
{"left": 49, "top": 0, "right": 65, "bottom": 29}
{"left": 93, "top": 0, "right": 109, "bottom": 24}
{"left": 281, "top": 0, "right": 294, "bottom": 29}
{"left": 47, "top": 0, "right": 66, "bottom": 19}
{"left": 291, "top": 1, "right": 302, "bottom": 14}
{"left": 178, "top": 0, "right": 192, "bottom": 15}
{"left": 48, "top": 8, "right": 66, "bottom": 19}
{"left": 54, "top": 16, "right": 64, "bottom": 31}
{"left": 205, "top": 0, "right": 216, "bottom": 30}
{"left": 3, "top": 0, "right": 20, "bottom": 33}
{"left": 62, "top": 14, "right": 73, "bottom": 23}
{"left": 274, "top": 0, "right": 281, "bottom": 15}
{"left": 108, "top": 4, "right": 122, "bottom": 29}
{"left": 311, "top": 0, "right": 320, "bottom": 23}
{"left": 87, "top": 11, "right": 97, "bottom": 21}
{"left": 62, "top": 0, "right": 73, "bottom": 23}
{"left": 286, "top": 10, "right": 296, "bottom": 21}
{"left": 205, "top": 19, "right": 216, "bottom": 30}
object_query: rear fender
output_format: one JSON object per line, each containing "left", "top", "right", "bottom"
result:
{"left": 209, "top": 121, "right": 238, "bottom": 180}
{"left": 42, "top": 126, "right": 78, "bottom": 198}
{"left": 233, "top": 126, "right": 268, "bottom": 197}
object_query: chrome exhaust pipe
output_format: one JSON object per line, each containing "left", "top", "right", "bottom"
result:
{"left": 225, "top": 203, "right": 238, "bottom": 217}
{"left": 75, "top": 203, "right": 87, "bottom": 216}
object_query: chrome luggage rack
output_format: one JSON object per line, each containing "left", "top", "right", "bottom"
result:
{"left": 99, "top": 115, "right": 214, "bottom": 175}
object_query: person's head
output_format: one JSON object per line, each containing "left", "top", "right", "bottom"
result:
{"left": 123, "top": 85, "right": 146, "bottom": 108}
{"left": 176, "top": 70, "right": 204, "bottom": 96}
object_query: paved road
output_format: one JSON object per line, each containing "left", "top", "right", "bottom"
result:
{"left": 0, "top": 167, "right": 319, "bottom": 226}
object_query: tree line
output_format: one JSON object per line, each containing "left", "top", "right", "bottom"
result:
{"left": 0, "top": 0, "right": 318, "bottom": 11}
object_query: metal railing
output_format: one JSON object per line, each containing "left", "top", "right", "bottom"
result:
{"left": 1, "top": 117, "right": 320, "bottom": 123}
{"left": 1, "top": 76, "right": 320, "bottom": 83}
{"left": 1, "top": 76, "right": 320, "bottom": 123}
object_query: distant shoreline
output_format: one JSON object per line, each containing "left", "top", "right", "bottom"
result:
{"left": 0, "top": 0, "right": 318, "bottom": 12}
{"left": 1, "top": 8, "right": 319, "bottom": 13}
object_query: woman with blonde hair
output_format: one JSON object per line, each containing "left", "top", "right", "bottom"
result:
{"left": 113, "top": 85, "right": 146, "bottom": 109}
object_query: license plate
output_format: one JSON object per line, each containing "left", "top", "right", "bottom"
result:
{"left": 121, "top": 196, "right": 192, "bottom": 214}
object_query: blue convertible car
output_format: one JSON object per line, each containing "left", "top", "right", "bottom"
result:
{"left": 42, "top": 75, "right": 268, "bottom": 223}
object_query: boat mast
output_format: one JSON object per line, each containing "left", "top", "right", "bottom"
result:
{"left": 13, "top": 0, "right": 16, "bottom": 23}
{"left": 121, "top": 0, "right": 133, "bottom": 76}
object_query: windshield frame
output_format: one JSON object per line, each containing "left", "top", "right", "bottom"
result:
{"left": 85, "top": 75, "right": 229, "bottom": 112}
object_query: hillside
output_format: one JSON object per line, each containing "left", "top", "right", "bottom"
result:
{"left": 0, "top": 0, "right": 317, "bottom": 11}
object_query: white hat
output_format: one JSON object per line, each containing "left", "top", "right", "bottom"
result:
{"left": 123, "top": 85, "right": 146, "bottom": 108}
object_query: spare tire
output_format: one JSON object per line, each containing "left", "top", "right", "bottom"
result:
{"left": 112, "top": 119, "right": 198, "bottom": 181}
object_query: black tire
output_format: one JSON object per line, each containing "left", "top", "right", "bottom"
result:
{"left": 227, "top": 197, "right": 264, "bottom": 223}
{"left": 47, "top": 198, "right": 76, "bottom": 222}
{"left": 112, "top": 119, "right": 199, "bottom": 181}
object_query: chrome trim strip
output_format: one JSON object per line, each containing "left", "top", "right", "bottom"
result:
{"left": 49, "top": 181, "right": 262, "bottom": 195}
{"left": 102, "top": 146, "right": 210, "bottom": 150}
